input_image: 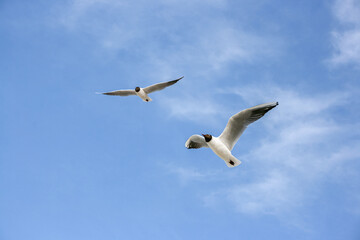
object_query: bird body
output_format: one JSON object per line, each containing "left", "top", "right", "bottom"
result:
{"left": 185, "top": 102, "right": 278, "bottom": 168}
{"left": 206, "top": 136, "right": 242, "bottom": 167}
{"left": 99, "top": 76, "right": 183, "bottom": 102}
{"left": 135, "top": 88, "right": 152, "bottom": 102}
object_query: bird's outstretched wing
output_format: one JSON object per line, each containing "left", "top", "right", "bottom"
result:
{"left": 219, "top": 102, "right": 278, "bottom": 151}
{"left": 143, "top": 76, "right": 183, "bottom": 94}
{"left": 100, "top": 89, "right": 136, "bottom": 96}
{"left": 185, "top": 134, "right": 209, "bottom": 149}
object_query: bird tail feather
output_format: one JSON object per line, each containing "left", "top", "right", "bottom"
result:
{"left": 144, "top": 96, "right": 153, "bottom": 102}
{"left": 225, "top": 156, "right": 241, "bottom": 168}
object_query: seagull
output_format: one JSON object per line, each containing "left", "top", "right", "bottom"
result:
{"left": 185, "top": 102, "right": 278, "bottom": 168}
{"left": 99, "top": 76, "right": 183, "bottom": 102}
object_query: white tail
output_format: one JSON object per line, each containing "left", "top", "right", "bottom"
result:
{"left": 225, "top": 156, "right": 241, "bottom": 168}
{"left": 144, "top": 96, "right": 153, "bottom": 102}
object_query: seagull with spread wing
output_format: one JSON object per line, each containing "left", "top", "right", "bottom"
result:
{"left": 99, "top": 76, "right": 183, "bottom": 102}
{"left": 185, "top": 102, "right": 278, "bottom": 168}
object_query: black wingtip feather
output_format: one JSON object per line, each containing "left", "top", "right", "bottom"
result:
{"left": 176, "top": 76, "right": 184, "bottom": 81}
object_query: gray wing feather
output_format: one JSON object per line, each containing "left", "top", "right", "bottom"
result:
{"left": 185, "top": 134, "right": 209, "bottom": 149}
{"left": 143, "top": 76, "right": 183, "bottom": 94}
{"left": 219, "top": 102, "right": 278, "bottom": 150}
{"left": 101, "top": 89, "right": 136, "bottom": 96}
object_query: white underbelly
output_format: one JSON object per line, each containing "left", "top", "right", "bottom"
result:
{"left": 208, "top": 138, "right": 232, "bottom": 161}
{"left": 136, "top": 89, "right": 151, "bottom": 102}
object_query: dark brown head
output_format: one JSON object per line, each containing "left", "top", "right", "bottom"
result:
{"left": 202, "top": 134, "right": 212, "bottom": 142}
{"left": 135, "top": 87, "right": 140, "bottom": 92}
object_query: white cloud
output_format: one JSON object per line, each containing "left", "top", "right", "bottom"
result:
{"left": 56, "top": 0, "right": 280, "bottom": 78}
{"left": 225, "top": 86, "right": 349, "bottom": 118}
{"left": 333, "top": 0, "right": 360, "bottom": 25}
{"left": 225, "top": 170, "right": 300, "bottom": 214}
{"left": 169, "top": 166, "right": 208, "bottom": 185}
{"left": 331, "top": 30, "right": 360, "bottom": 66}
{"left": 164, "top": 164, "right": 232, "bottom": 186}
{"left": 329, "top": 0, "right": 360, "bottom": 67}
{"left": 158, "top": 94, "right": 227, "bottom": 125}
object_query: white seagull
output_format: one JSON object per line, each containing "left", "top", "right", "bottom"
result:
{"left": 185, "top": 102, "right": 278, "bottom": 168}
{"left": 99, "top": 76, "right": 183, "bottom": 102}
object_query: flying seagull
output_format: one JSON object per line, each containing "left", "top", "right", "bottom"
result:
{"left": 99, "top": 76, "right": 183, "bottom": 102}
{"left": 185, "top": 102, "right": 278, "bottom": 168}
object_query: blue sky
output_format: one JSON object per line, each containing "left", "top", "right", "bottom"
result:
{"left": 1, "top": 0, "right": 360, "bottom": 239}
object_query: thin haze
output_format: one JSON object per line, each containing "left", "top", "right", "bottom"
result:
{"left": 1, "top": 0, "right": 360, "bottom": 239}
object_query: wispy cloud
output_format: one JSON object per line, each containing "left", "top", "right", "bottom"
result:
{"left": 163, "top": 163, "right": 235, "bottom": 186}
{"left": 169, "top": 166, "right": 208, "bottom": 185}
{"left": 225, "top": 170, "right": 300, "bottom": 214}
{"left": 158, "top": 94, "right": 227, "bottom": 125}
{"left": 166, "top": 165, "right": 218, "bottom": 186}
{"left": 56, "top": 0, "right": 281, "bottom": 78}
{"left": 333, "top": 0, "right": 360, "bottom": 25}
{"left": 329, "top": 0, "right": 360, "bottom": 67}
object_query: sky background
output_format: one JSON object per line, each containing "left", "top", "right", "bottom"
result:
{"left": 1, "top": 0, "right": 360, "bottom": 239}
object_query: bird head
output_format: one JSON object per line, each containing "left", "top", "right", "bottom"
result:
{"left": 202, "top": 134, "right": 212, "bottom": 142}
{"left": 135, "top": 87, "right": 140, "bottom": 92}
